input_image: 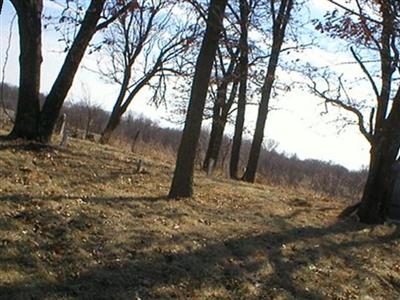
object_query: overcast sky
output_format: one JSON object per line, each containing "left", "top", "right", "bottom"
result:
{"left": 0, "top": 0, "right": 371, "bottom": 170}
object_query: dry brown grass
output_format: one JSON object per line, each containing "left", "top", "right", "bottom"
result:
{"left": 0, "top": 134, "right": 399, "bottom": 300}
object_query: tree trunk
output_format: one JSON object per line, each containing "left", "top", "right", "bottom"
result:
{"left": 230, "top": 0, "right": 249, "bottom": 179}
{"left": 358, "top": 131, "right": 400, "bottom": 223}
{"left": 38, "top": 0, "right": 106, "bottom": 143}
{"left": 203, "top": 106, "right": 221, "bottom": 172}
{"left": 168, "top": 0, "right": 228, "bottom": 198}
{"left": 99, "top": 107, "right": 124, "bottom": 144}
{"left": 203, "top": 114, "right": 227, "bottom": 173}
{"left": 356, "top": 3, "right": 400, "bottom": 224}
{"left": 204, "top": 80, "right": 239, "bottom": 173}
{"left": 203, "top": 80, "right": 228, "bottom": 172}
{"left": 204, "top": 59, "right": 240, "bottom": 173}
{"left": 242, "top": 0, "right": 292, "bottom": 183}
{"left": 8, "top": 1, "right": 43, "bottom": 140}
{"left": 100, "top": 66, "right": 157, "bottom": 144}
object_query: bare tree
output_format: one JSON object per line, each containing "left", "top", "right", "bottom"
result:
{"left": 202, "top": 45, "right": 240, "bottom": 173}
{"left": 230, "top": 0, "right": 251, "bottom": 179}
{"left": 98, "top": 0, "right": 196, "bottom": 144}
{"left": 242, "top": 0, "right": 294, "bottom": 182}
{"left": 168, "top": 0, "right": 228, "bottom": 198}
{"left": 310, "top": 0, "right": 400, "bottom": 223}
{"left": 7, "top": 0, "right": 134, "bottom": 142}
{"left": 203, "top": 0, "right": 269, "bottom": 175}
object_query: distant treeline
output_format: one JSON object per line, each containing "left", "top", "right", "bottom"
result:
{"left": 1, "top": 83, "right": 366, "bottom": 200}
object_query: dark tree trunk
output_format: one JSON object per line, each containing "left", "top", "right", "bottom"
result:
{"left": 203, "top": 110, "right": 227, "bottom": 173}
{"left": 203, "top": 43, "right": 240, "bottom": 173}
{"left": 230, "top": 0, "right": 249, "bottom": 179}
{"left": 358, "top": 121, "right": 400, "bottom": 223}
{"left": 8, "top": 0, "right": 43, "bottom": 140}
{"left": 356, "top": 2, "right": 400, "bottom": 224}
{"left": 99, "top": 74, "right": 129, "bottom": 144}
{"left": 38, "top": 0, "right": 106, "bottom": 143}
{"left": 168, "top": 0, "right": 228, "bottom": 198}
{"left": 99, "top": 81, "right": 149, "bottom": 144}
{"left": 99, "top": 107, "right": 124, "bottom": 144}
{"left": 100, "top": 66, "right": 156, "bottom": 144}
{"left": 242, "top": 0, "right": 293, "bottom": 183}
{"left": 358, "top": 150, "right": 389, "bottom": 224}
{"left": 203, "top": 104, "right": 221, "bottom": 172}
{"left": 204, "top": 80, "right": 239, "bottom": 173}
{"left": 203, "top": 81, "right": 228, "bottom": 172}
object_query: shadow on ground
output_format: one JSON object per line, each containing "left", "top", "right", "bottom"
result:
{"left": 1, "top": 192, "right": 398, "bottom": 299}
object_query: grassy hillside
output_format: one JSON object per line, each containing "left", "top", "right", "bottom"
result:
{"left": 0, "top": 136, "right": 399, "bottom": 300}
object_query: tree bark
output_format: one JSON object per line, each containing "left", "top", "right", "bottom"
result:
{"left": 99, "top": 107, "right": 124, "bottom": 144}
{"left": 356, "top": 2, "right": 400, "bottom": 224}
{"left": 230, "top": 0, "right": 249, "bottom": 179}
{"left": 242, "top": 0, "right": 293, "bottom": 183}
{"left": 38, "top": 0, "right": 106, "bottom": 143}
{"left": 168, "top": 0, "right": 228, "bottom": 198}
{"left": 358, "top": 116, "right": 400, "bottom": 223}
{"left": 203, "top": 81, "right": 228, "bottom": 172}
{"left": 8, "top": 0, "right": 43, "bottom": 140}
{"left": 204, "top": 80, "right": 239, "bottom": 173}
{"left": 203, "top": 105, "right": 221, "bottom": 172}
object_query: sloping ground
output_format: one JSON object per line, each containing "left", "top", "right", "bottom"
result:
{"left": 0, "top": 137, "right": 399, "bottom": 300}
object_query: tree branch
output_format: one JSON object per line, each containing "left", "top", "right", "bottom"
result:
{"left": 96, "top": 1, "right": 136, "bottom": 31}
{"left": 350, "top": 46, "right": 380, "bottom": 100}
{"left": 326, "top": 0, "right": 382, "bottom": 25}
{"left": 309, "top": 79, "right": 373, "bottom": 144}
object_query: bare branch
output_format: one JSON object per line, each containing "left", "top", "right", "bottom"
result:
{"left": 96, "top": 1, "right": 136, "bottom": 31}
{"left": 309, "top": 79, "right": 373, "bottom": 144}
{"left": 350, "top": 46, "right": 380, "bottom": 100}
{"left": 369, "top": 107, "right": 375, "bottom": 135}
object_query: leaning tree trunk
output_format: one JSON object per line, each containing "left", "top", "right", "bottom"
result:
{"left": 242, "top": 47, "right": 282, "bottom": 182}
{"left": 100, "top": 65, "right": 156, "bottom": 144}
{"left": 8, "top": 0, "right": 43, "bottom": 140}
{"left": 230, "top": 0, "right": 249, "bottom": 179}
{"left": 99, "top": 107, "right": 124, "bottom": 144}
{"left": 168, "top": 0, "right": 228, "bottom": 198}
{"left": 99, "top": 80, "right": 148, "bottom": 144}
{"left": 242, "top": 0, "right": 292, "bottom": 183}
{"left": 38, "top": 0, "right": 106, "bottom": 143}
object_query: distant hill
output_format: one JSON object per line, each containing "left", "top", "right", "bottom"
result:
{"left": 0, "top": 83, "right": 367, "bottom": 200}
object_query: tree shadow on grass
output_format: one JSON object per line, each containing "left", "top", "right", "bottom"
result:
{"left": 1, "top": 199, "right": 398, "bottom": 300}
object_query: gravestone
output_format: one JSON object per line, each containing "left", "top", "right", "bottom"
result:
{"left": 60, "top": 130, "right": 68, "bottom": 148}
{"left": 207, "top": 159, "right": 215, "bottom": 176}
{"left": 58, "top": 114, "right": 67, "bottom": 136}
{"left": 387, "top": 162, "right": 400, "bottom": 222}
